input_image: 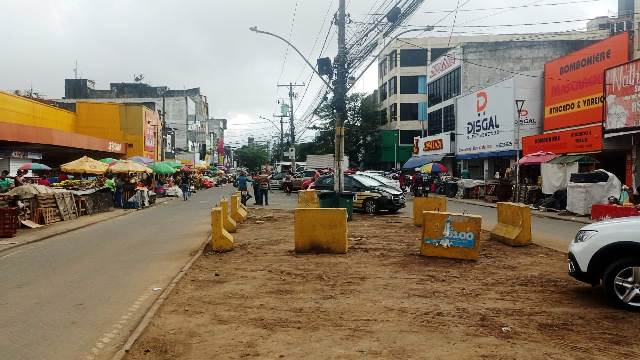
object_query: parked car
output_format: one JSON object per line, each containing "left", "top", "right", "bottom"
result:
{"left": 568, "top": 216, "right": 640, "bottom": 311}
{"left": 357, "top": 171, "right": 401, "bottom": 191}
{"left": 313, "top": 174, "right": 405, "bottom": 214}
{"left": 269, "top": 172, "right": 284, "bottom": 190}
{"left": 293, "top": 170, "right": 319, "bottom": 190}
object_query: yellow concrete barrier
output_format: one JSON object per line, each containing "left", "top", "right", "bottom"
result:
{"left": 413, "top": 196, "right": 447, "bottom": 226}
{"left": 297, "top": 190, "right": 320, "bottom": 208}
{"left": 421, "top": 211, "right": 482, "bottom": 261}
{"left": 235, "top": 191, "right": 248, "bottom": 212}
{"left": 230, "top": 194, "right": 248, "bottom": 223}
{"left": 490, "top": 202, "right": 532, "bottom": 247}
{"left": 294, "top": 208, "right": 348, "bottom": 254}
{"left": 211, "top": 207, "right": 234, "bottom": 252}
{"left": 219, "top": 199, "right": 237, "bottom": 233}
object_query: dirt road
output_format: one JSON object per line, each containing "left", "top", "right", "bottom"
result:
{"left": 127, "top": 208, "right": 640, "bottom": 359}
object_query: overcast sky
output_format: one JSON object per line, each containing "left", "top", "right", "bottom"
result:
{"left": 0, "top": 0, "right": 618, "bottom": 146}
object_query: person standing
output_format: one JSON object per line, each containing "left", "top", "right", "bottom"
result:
{"left": 252, "top": 172, "right": 262, "bottom": 205}
{"left": 0, "top": 170, "right": 14, "bottom": 193}
{"left": 413, "top": 170, "right": 423, "bottom": 197}
{"left": 258, "top": 171, "right": 270, "bottom": 206}
{"left": 283, "top": 170, "right": 293, "bottom": 195}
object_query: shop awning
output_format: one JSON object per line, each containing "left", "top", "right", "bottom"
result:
{"left": 547, "top": 154, "right": 599, "bottom": 164}
{"left": 456, "top": 150, "right": 517, "bottom": 160}
{"left": 402, "top": 154, "right": 444, "bottom": 169}
{"left": 518, "top": 151, "right": 558, "bottom": 165}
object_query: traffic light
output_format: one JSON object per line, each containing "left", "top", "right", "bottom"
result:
{"left": 317, "top": 57, "right": 333, "bottom": 76}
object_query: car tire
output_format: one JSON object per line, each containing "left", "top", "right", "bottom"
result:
{"left": 602, "top": 258, "right": 640, "bottom": 311}
{"left": 363, "top": 199, "right": 378, "bottom": 215}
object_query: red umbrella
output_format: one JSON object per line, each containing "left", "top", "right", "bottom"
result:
{"left": 518, "top": 151, "right": 558, "bottom": 165}
{"left": 180, "top": 166, "right": 193, "bottom": 172}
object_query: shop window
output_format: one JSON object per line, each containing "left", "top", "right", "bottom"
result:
{"left": 400, "top": 103, "right": 419, "bottom": 121}
{"left": 443, "top": 104, "right": 455, "bottom": 132}
{"left": 388, "top": 76, "right": 397, "bottom": 96}
{"left": 400, "top": 49, "right": 427, "bottom": 67}
{"left": 428, "top": 108, "right": 442, "bottom": 135}
{"left": 400, "top": 130, "right": 422, "bottom": 145}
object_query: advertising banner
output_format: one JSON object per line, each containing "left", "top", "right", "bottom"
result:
{"left": 427, "top": 49, "right": 460, "bottom": 82}
{"left": 144, "top": 126, "right": 155, "bottom": 152}
{"left": 543, "top": 33, "right": 629, "bottom": 131}
{"left": 605, "top": 58, "right": 640, "bottom": 131}
{"left": 412, "top": 132, "right": 452, "bottom": 157}
{"left": 456, "top": 76, "right": 542, "bottom": 156}
{"left": 521, "top": 125, "right": 603, "bottom": 155}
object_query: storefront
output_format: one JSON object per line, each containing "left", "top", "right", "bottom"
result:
{"left": 408, "top": 132, "right": 455, "bottom": 174}
{"left": 455, "top": 75, "right": 543, "bottom": 180}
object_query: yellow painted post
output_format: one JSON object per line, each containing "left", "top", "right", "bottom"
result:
{"left": 490, "top": 202, "right": 532, "bottom": 246}
{"left": 219, "top": 199, "right": 237, "bottom": 233}
{"left": 413, "top": 196, "right": 447, "bottom": 226}
{"left": 230, "top": 194, "right": 248, "bottom": 223}
{"left": 294, "top": 208, "right": 348, "bottom": 254}
{"left": 297, "top": 190, "right": 320, "bottom": 208}
{"left": 211, "top": 207, "right": 233, "bottom": 252}
{"left": 235, "top": 191, "right": 248, "bottom": 211}
{"left": 421, "top": 211, "right": 482, "bottom": 260}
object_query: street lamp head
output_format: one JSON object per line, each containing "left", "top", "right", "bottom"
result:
{"left": 249, "top": 26, "right": 258, "bottom": 32}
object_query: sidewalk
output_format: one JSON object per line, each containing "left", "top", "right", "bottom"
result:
{"left": 0, "top": 197, "right": 175, "bottom": 254}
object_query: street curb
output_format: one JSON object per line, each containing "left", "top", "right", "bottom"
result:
{"left": 110, "top": 235, "right": 211, "bottom": 360}
{"left": 0, "top": 198, "right": 175, "bottom": 255}
{"left": 448, "top": 198, "right": 593, "bottom": 225}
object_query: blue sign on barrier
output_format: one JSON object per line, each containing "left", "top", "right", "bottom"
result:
{"left": 423, "top": 216, "right": 475, "bottom": 248}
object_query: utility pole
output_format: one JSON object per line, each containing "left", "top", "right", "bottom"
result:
{"left": 272, "top": 113, "right": 288, "bottom": 161}
{"left": 277, "top": 82, "right": 305, "bottom": 172}
{"left": 334, "top": 0, "right": 347, "bottom": 192}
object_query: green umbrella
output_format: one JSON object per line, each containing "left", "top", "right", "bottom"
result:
{"left": 149, "top": 162, "right": 176, "bottom": 175}
{"left": 99, "top": 158, "right": 118, "bottom": 164}
{"left": 161, "top": 161, "right": 182, "bottom": 169}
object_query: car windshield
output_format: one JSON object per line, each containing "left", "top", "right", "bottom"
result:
{"left": 352, "top": 174, "right": 384, "bottom": 187}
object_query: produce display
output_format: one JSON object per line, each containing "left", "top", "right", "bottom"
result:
{"left": 52, "top": 179, "right": 105, "bottom": 190}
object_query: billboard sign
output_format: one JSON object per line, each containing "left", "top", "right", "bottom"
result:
{"left": 412, "top": 132, "right": 452, "bottom": 157}
{"left": 605, "top": 58, "right": 640, "bottom": 131}
{"left": 522, "top": 125, "right": 603, "bottom": 155}
{"left": 427, "top": 49, "right": 460, "bottom": 82}
{"left": 144, "top": 126, "right": 155, "bottom": 152}
{"left": 543, "top": 33, "right": 629, "bottom": 131}
{"left": 456, "top": 76, "right": 542, "bottom": 156}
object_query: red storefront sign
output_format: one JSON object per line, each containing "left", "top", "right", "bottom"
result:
{"left": 521, "top": 125, "right": 603, "bottom": 155}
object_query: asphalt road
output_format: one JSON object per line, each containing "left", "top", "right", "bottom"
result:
{"left": 0, "top": 186, "right": 235, "bottom": 360}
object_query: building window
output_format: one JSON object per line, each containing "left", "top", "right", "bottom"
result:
{"left": 443, "top": 104, "right": 455, "bottom": 132}
{"left": 418, "top": 102, "right": 428, "bottom": 121}
{"left": 379, "top": 83, "right": 387, "bottom": 101}
{"left": 428, "top": 108, "right": 442, "bottom": 135}
{"left": 430, "top": 48, "right": 450, "bottom": 62}
{"left": 400, "top": 103, "right": 419, "bottom": 121}
{"left": 400, "top": 49, "right": 427, "bottom": 67}
{"left": 379, "top": 58, "right": 387, "bottom": 79}
{"left": 427, "top": 67, "right": 461, "bottom": 107}
{"left": 400, "top": 76, "right": 419, "bottom": 94}
{"left": 389, "top": 103, "right": 397, "bottom": 122}
{"left": 389, "top": 50, "right": 397, "bottom": 70}
{"left": 400, "top": 130, "right": 422, "bottom": 145}
{"left": 388, "top": 77, "right": 397, "bottom": 96}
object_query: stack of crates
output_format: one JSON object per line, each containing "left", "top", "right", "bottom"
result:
{"left": 0, "top": 207, "right": 18, "bottom": 238}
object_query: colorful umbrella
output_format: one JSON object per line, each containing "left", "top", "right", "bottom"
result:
{"left": 99, "top": 158, "right": 119, "bottom": 164}
{"left": 180, "top": 165, "right": 194, "bottom": 172}
{"left": 19, "top": 163, "right": 51, "bottom": 171}
{"left": 420, "top": 163, "right": 448, "bottom": 174}
{"left": 61, "top": 156, "right": 109, "bottom": 175}
{"left": 109, "top": 160, "right": 153, "bottom": 174}
{"left": 149, "top": 162, "right": 176, "bottom": 175}
{"left": 128, "top": 156, "right": 154, "bottom": 164}
{"left": 161, "top": 161, "right": 183, "bottom": 169}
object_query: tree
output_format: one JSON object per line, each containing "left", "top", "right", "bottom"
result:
{"left": 234, "top": 145, "right": 269, "bottom": 171}
{"left": 306, "top": 92, "right": 382, "bottom": 168}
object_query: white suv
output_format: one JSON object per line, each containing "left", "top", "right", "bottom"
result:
{"left": 568, "top": 216, "right": 640, "bottom": 311}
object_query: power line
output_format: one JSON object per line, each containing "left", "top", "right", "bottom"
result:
{"left": 276, "top": 0, "right": 303, "bottom": 86}
{"left": 447, "top": 0, "right": 463, "bottom": 48}
{"left": 421, "top": 0, "right": 600, "bottom": 14}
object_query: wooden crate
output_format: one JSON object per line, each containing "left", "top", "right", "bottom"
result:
{"left": 0, "top": 207, "right": 18, "bottom": 238}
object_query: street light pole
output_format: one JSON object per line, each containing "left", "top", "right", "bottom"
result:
{"left": 334, "top": 0, "right": 347, "bottom": 192}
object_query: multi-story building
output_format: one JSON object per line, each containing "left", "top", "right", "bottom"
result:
{"left": 58, "top": 80, "right": 222, "bottom": 162}
{"left": 376, "top": 31, "right": 610, "bottom": 170}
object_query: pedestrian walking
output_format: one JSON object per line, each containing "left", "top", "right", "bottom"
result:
{"left": 258, "top": 171, "right": 270, "bottom": 206}
{"left": 179, "top": 175, "right": 189, "bottom": 201}
{"left": 283, "top": 170, "right": 293, "bottom": 195}
{"left": 252, "top": 172, "right": 262, "bottom": 205}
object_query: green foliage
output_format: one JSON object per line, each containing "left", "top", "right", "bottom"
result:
{"left": 234, "top": 144, "right": 269, "bottom": 171}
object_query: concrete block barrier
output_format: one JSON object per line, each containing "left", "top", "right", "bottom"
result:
{"left": 421, "top": 211, "right": 482, "bottom": 261}
{"left": 211, "top": 207, "right": 234, "bottom": 252}
{"left": 230, "top": 194, "right": 248, "bottom": 223}
{"left": 219, "top": 199, "right": 237, "bottom": 233}
{"left": 413, "top": 196, "right": 447, "bottom": 226}
{"left": 235, "top": 191, "right": 248, "bottom": 212}
{"left": 297, "top": 190, "right": 320, "bottom": 208}
{"left": 490, "top": 202, "right": 532, "bottom": 247}
{"left": 294, "top": 208, "right": 348, "bottom": 254}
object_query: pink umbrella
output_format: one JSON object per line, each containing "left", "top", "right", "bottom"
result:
{"left": 518, "top": 151, "right": 558, "bottom": 165}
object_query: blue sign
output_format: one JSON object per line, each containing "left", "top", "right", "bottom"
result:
{"left": 423, "top": 216, "right": 476, "bottom": 249}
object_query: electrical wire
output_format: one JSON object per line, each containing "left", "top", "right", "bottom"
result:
{"left": 276, "top": 0, "right": 303, "bottom": 86}
{"left": 422, "top": 0, "right": 599, "bottom": 14}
